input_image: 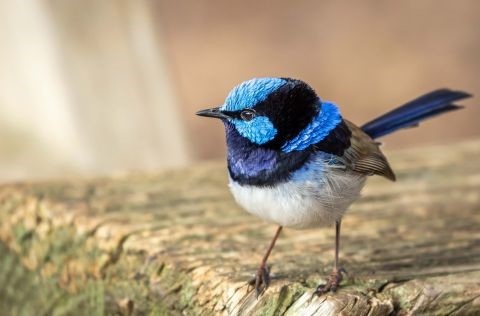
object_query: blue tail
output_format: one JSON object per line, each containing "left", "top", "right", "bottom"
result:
{"left": 361, "top": 89, "right": 471, "bottom": 139}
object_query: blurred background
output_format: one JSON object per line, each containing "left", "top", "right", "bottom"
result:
{"left": 0, "top": 0, "right": 479, "bottom": 182}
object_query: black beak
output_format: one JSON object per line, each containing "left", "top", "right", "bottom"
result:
{"left": 196, "top": 107, "right": 230, "bottom": 120}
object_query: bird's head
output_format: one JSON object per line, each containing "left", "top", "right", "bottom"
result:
{"left": 196, "top": 77, "right": 342, "bottom": 152}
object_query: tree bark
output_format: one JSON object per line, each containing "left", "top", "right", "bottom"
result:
{"left": 1, "top": 140, "right": 479, "bottom": 315}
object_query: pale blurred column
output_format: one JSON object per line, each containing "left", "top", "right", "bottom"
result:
{"left": 0, "top": 0, "right": 189, "bottom": 181}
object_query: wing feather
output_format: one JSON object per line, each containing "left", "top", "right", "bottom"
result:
{"left": 341, "top": 120, "right": 396, "bottom": 181}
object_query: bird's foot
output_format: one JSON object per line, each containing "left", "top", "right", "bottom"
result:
{"left": 248, "top": 265, "right": 271, "bottom": 297}
{"left": 314, "top": 267, "right": 347, "bottom": 296}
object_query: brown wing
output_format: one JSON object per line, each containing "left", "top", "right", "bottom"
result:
{"left": 342, "top": 120, "right": 396, "bottom": 181}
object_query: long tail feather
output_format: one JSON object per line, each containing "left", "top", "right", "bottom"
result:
{"left": 361, "top": 89, "right": 471, "bottom": 139}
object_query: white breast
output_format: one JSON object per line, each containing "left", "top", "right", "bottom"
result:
{"left": 229, "top": 166, "right": 366, "bottom": 229}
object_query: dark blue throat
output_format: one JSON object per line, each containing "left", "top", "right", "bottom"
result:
{"left": 225, "top": 122, "right": 312, "bottom": 187}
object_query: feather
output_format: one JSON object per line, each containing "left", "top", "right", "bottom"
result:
{"left": 341, "top": 121, "right": 396, "bottom": 181}
{"left": 361, "top": 89, "right": 471, "bottom": 139}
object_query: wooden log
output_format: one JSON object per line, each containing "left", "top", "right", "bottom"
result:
{"left": 1, "top": 140, "right": 480, "bottom": 315}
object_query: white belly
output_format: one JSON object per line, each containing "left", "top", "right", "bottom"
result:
{"left": 229, "top": 169, "right": 366, "bottom": 229}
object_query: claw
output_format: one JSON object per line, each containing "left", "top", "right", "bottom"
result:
{"left": 314, "top": 267, "right": 347, "bottom": 296}
{"left": 248, "top": 265, "right": 271, "bottom": 297}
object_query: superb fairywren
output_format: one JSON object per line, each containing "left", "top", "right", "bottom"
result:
{"left": 196, "top": 78, "right": 470, "bottom": 296}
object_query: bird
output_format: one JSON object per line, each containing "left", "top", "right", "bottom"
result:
{"left": 196, "top": 77, "right": 471, "bottom": 296}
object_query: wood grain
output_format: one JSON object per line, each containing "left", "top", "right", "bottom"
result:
{"left": 1, "top": 140, "right": 480, "bottom": 315}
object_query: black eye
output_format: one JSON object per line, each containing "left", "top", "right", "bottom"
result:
{"left": 240, "top": 109, "right": 256, "bottom": 121}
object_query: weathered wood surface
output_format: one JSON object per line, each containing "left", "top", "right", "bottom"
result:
{"left": 1, "top": 140, "right": 480, "bottom": 315}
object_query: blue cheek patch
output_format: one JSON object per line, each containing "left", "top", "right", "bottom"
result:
{"left": 221, "top": 78, "right": 286, "bottom": 111}
{"left": 281, "top": 101, "right": 342, "bottom": 152}
{"left": 232, "top": 116, "right": 277, "bottom": 145}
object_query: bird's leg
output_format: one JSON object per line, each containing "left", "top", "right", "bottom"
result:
{"left": 315, "top": 220, "right": 347, "bottom": 295}
{"left": 248, "top": 225, "right": 283, "bottom": 297}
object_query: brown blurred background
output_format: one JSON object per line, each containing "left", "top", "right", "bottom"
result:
{"left": 0, "top": 0, "right": 479, "bottom": 182}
